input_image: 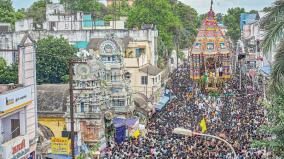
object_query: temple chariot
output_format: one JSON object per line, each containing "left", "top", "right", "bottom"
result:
{"left": 190, "top": 0, "right": 231, "bottom": 92}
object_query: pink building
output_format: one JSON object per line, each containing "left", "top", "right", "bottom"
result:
{"left": 0, "top": 33, "right": 37, "bottom": 159}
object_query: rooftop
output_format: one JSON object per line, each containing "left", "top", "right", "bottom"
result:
{"left": 37, "top": 84, "right": 69, "bottom": 117}
{"left": 0, "top": 84, "right": 23, "bottom": 94}
{"left": 139, "top": 64, "right": 162, "bottom": 76}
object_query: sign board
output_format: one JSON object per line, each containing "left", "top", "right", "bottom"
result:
{"left": 0, "top": 135, "right": 30, "bottom": 159}
{"left": 51, "top": 137, "right": 71, "bottom": 155}
{"left": 0, "top": 86, "right": 32, "bottom": 114}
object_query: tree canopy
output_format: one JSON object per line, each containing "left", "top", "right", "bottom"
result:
{"left": 25, "top": 0, "right": 49, "bottom": 24}
{"left": 223, "top": 8, "right": 259, "bottom": 44}
{"left": 0, "top": 0, "right": 25, "bottom": 24}
{"left": 36, "top": 36, "right": 76, "bottom": 84}
{"left": 60, "top": 0, "right": 107, "bottom": 14}
{"left": 0, "top": 57, "right": 18, "bottom": 84}
{"left": 223, "top": 7, "right": 245, "bottom": 44}
{"left": 172, "top": 1, "right": 199, "bottom": 49}
{"left": 127, "top": 0, "right": 181, "bottom": 50}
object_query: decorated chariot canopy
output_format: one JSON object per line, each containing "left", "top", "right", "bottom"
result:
{"left": 190, "top": 0, "right": 231, "bottom": 81}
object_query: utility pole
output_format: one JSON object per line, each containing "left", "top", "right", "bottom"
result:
{"left": 146, "top": 66, "right": 148, "bottom": 101}
{"left": 239, "top": 61, "right": 242, "bottom": 90}
{"left": 175, "top": 29, "right": 180, "bottom": 70}
{"left": 68, "top": 60, "right": 75, "bottom": 159}
{"left": 69, "top": 60, "right": 89, "bottom": 159}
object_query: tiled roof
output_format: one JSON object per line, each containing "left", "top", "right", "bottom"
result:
{"left": 139, "top": 64, "right": 162, "bottom": 76}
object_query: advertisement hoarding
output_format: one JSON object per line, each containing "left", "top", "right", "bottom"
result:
{"left": 51, "top": 137, "right": 71, "bottom": 155}
{"left": 0, "top": 86, "right": 32, "bottom": 114}
{"left": 0, "top": 135, "right": 30, "bottom": 159}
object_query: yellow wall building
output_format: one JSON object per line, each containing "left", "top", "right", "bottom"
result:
{"left": 38, "top": 117, "right": 66, "bottom": 137}
{"left": 37, "top": 84, "right": 69, "bottom": 138}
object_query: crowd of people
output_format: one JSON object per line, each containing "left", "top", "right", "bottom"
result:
{"left": 104, "top": 64, "right": 270, "bottom": 159}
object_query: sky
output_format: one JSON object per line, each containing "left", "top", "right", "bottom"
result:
{"left": 12, "top": 0, "right": 37, "bottom": 10}
{"left": 179, "top": 0, "right": 275, "bottom": 14}
{"left": 13, "top": 0, "right": 275, "bottom": 14}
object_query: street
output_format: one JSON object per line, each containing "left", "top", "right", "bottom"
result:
{"left": 105, "top": 64, "right": 268, "bottom": 158}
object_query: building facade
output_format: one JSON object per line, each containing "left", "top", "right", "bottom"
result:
{"left": 88, "top": 37, "right": 135, "bottom": 116}
{"left": 0, "top": 34, "right": 37, "bottom": 159}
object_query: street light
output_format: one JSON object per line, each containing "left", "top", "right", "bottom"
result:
{"left": 173, "top": 127, "right": 237, "bottom": 159}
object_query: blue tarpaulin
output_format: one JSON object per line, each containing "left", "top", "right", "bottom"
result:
{"left": 74, "top": 41, "right": 88, "bottom": 49}
{"left": 113, "top": 118, "right": 139, "bottom": 128}
{"left": 155, "top": 95, "right": 170, "bottom": 111}
{"left": 82, "top": 14, "right": 105, "bottom": 28}
{"left": 113, "top": 118, "right": 139, "bottom": 144}
{"left": 115, "top": 125, "right": 126, "bottom": 144}
{"left": 46, "top": 154, "right": 72, "bottom": 159}
{"left": 261, "top": 66, "right": 271, "bottom": 75}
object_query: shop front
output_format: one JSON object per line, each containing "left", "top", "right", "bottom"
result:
{"left": 0, "top": 135, "right": 34, "bottom": 159}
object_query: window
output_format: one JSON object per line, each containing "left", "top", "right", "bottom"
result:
{"left": 220, "top": 42, "right": 225, "bottom": 49}
{"left": 207, "top": 43, "right": 214, "bottom": 51}
{"left": 152, "top": 78, "right": 155, "bottom": 84}
{"left": 111, "top": 72, "right": 117, "bottom": 82}
{"left": 11, "top": 119, "right": 20, "bottom": 139}
{"left": 194, "top": 43, "right": 201, "bottom": 49}
{"left": 1, "top": 111, "right": 25, "bottom": 143}
{"left": 112, "top": 88, "right": 122, "bottom": 93}
{"left": 118, "top": 100, "right": 125, "bottom": 107}
{"left": 141, "top": 76, "right": 148, "bottom": 85}
{"left": 50, "top": 22, "right": 56, "bottom": 30}
{"left": 112, "top": 56, "right": 117, "bottom": 62}
{"left": 80, "top": 102, "right": 85, "bottom": 112}
{"left": 112, "top": 99, "right": 125, "bottom": 107}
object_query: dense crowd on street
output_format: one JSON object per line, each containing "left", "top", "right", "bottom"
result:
{"left": 104, "top": 63, "right": 270, "bottom": 159}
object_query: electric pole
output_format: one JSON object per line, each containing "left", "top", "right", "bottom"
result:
{"left": 68, "top": 60, "right": 75, "bottom": 159}
{"left": 69, "top": 60, "right": 89, "bottom": 159}
{"left": 175, "top": 28, "right": 180, "bottom": 70}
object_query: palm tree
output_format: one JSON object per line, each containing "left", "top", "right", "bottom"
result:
{"left": 261, "top": 0, "right": 284, "bottom": 96}
{"left": 253, "top": 2, "right": 284, "bottom": 156}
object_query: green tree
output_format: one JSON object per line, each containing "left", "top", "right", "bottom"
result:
{"left": 252, "top": 1, "right": 284, "bottom": 156}
{"left": 0, "top": 57, "right": 18, "bottom": 84}
{"left": 36, "top": 36, "right": 76, "bottom": 84}
{"left": 102, "top": 0, "right": 130, "bottom": 22}
{"left": 61, "top": 0, "right": 107, "bottom": 14}
{"left": 223, "top": 7, "right": 245, "bottom": 43}
{"left": 223, "top": 8, "right": 259, "bottom": 44}
{"left": 0, "top": 0, "right": 25, "bottom": 24}
{"left": 127, "top": 0, "right": 181, "bottom": 64}
{"left": 25, "top": 0, "right": 49, "bottom": 24}
{"left": 260, "top": 0, "right": 284, "bottom": 96}
{"left": 253, "top": 97, "right": 284, "bottom": 157}
{"left": 172, "top": 1, "right": 199, "bottom": 49}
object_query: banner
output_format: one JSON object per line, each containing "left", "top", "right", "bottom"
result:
{"left": 51, "top": 137, "right": 71, "bottom": 155}
{"left": 0, "top": 86, "right": 32, "bottom": 113}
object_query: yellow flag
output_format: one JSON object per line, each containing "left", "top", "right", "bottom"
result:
{"left": 133, "top": 130, "right": 140, "bottom": 139}
{"left": 199, "top": 118, "right": 207, "bottom": 133}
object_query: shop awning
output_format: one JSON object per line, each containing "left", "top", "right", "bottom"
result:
{"left": 113, "top": 118, "right": 139, "bottom": 128}
{"left": 155, "top": 95, "right": 170, "bottom": 111}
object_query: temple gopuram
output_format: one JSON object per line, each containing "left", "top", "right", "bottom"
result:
{"left": 190, "top": 0, "right": 231, "bottom": 87}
